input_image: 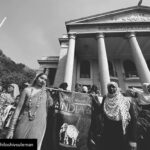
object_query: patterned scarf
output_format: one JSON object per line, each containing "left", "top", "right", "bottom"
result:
{"left": 104, "top": 82, "right": 131, "bottom": 134}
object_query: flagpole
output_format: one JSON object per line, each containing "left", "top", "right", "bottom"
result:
{"left": 138, "top": 0, "right": 143, "bottom": 6}
{"left": 0, "top": 17, "right": 7, "bottom": 28}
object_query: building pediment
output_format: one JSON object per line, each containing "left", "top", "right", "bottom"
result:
{"left": 66, "top": 6, "right": 150, "bottom": 25}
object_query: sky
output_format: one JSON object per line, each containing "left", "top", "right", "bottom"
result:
{"left": 0, "top": 0, "right": 150, "bottom": 69}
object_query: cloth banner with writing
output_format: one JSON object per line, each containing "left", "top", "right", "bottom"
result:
{"left": 51, "top": 90, "right": 92, "bottom": 150}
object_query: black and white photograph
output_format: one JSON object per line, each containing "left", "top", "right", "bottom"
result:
{"left": 0, "top": 0, "right": 150, "bottom": 150}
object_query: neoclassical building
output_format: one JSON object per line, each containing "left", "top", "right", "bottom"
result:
{"left": 38, "top": 5, "right": 150, "bottom": 95}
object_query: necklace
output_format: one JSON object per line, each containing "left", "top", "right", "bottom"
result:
{"left": 28, "top": 88, "right": 44, "bottom": 121}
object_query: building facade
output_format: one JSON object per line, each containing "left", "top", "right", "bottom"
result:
{"left": 38, "top": 5, "right": 150, "bottom": 95}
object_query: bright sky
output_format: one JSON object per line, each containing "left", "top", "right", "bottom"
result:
{"left": 0, "top": 0, "right": 150, "bottom": 69}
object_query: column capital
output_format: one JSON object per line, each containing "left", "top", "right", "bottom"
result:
{"left": 126, "top": 32, "right": 136, "bottom": 39}
{"left": 96, "top": 33, "right": 105, "bottom": 39}
{"left": 68, "top": 34, "right": 76, "bottom": 40}
{"left": 59, "top": 37, "right": 69, "bottom": 47}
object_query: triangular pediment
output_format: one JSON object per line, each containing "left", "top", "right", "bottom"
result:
{"left": 66, "top": 5, "right": 150, "bottom": 25}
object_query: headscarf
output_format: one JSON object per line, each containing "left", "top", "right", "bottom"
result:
{"left": 104, "top": 82, "right": 131, "bottom": 134}
{"left": 82, "top": 86, "right": 88, "bottom": 93}
{"left": 31, "top": 73, "right": 47, "bottom": 87}
{"left": 107, "top": 82, "right": 120, "bottom": 97}
{"left": 136, "top": 83, "right": 150, "bottom": 105}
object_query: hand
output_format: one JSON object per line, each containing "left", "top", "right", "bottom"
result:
{"left": 6, "top": 130, "right": 14, "bottom": 139}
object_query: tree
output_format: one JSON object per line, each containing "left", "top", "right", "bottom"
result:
{"left": 0, "top": 49, "right": 36, "bottom": 90}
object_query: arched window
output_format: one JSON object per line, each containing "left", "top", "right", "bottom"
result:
{"left": 108, "top": 61, "right": 115, "bottom": 77}
{"left": 80, "top": 60, "right": 90, "bottom": 78}
{"left": 123, "top": 60, "right": 138, "bottom": 77}
{"left": 146, "top": 59, "right": 150, "bottom": 70}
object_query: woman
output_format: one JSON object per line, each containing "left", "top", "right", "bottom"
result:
{"left": 8, "top": 84, "right": 20, "bottom": 99}
{"left": 7, "top": 83, "right": 20, "bottom": 105}
{"left": 136, "top": 83, "right": 150, "bottom": 105}
{"left": 59, "top": 82, "right": 68, "bottom": 90}
{"left": 75, "top": 83, "right": 82, "bottom": 92}
{"left": 0, "top": 83, "right": 20, "bottom": 129}
{"left": 0, "top": 84, "right": 17, "bottom": 105}
{"left": 101, "top": 82, "right": 137, "bottom": 150}
{"left": 90, "top": 85, "right": 98, "bottom": 95}
{"left": 130, "top": 83, "right": 150, "bottom": 150}
{"left": 6, "top": 73, "right": 53, "bottom": 150}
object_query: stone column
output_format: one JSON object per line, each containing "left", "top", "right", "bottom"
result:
{"left": 64, "top": 34, "right": 76, "bottom": 90}
{"left": 54, "top": 35, "right": 69, "bottom": 87}
{"left": 127, "top": 32, "right": 150, "bottom": 83}
{"left": 96, "top": 33, "right": 110, "bottom": 95}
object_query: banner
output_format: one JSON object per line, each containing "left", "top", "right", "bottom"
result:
{"left": 51, "top": 90, "right": 92, "bottom": 150}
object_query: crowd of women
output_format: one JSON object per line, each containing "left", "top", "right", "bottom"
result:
{"left": 0, "top": 72, "right": 150, "bottom": 150}
{"left": 0, "top": 83, "right": 20, "bottom": 131}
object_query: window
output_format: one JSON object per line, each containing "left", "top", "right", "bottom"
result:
{"left": 80, "top": 60, "right": 90, "bottom": 78}
{"left": 123, "top": 60, "right": 138, "bottom": 78}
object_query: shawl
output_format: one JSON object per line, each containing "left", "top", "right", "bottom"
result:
{"left": 104, "top": 82, "right": 131, "bottom": 134}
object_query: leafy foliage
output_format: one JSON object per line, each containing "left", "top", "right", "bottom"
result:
{"left": 0, "top": 49, "right": 36, "bottom": 90}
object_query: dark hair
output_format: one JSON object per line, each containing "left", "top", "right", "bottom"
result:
{"left": 90, "top": 84, "right": 98, "bottom": 94}
{"left": 75, "top": 83, "right": 82, "bottom": 92}
{"left": 59, "top": 82, "right": 68, "bottom": 90}
{"left": 91, "top": 85, "right": 97, "bottom": 91}
{"left": 32, "top": 73, "right": 47, "bottom": 86}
